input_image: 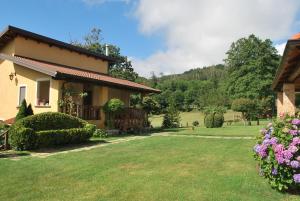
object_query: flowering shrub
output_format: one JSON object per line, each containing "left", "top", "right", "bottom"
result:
{"left": 253, "top": 115, "right": 300, "bottom": 191}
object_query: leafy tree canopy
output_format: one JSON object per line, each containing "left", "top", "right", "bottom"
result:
{"left": 225, "top": 34, "right": 280, "bottom": 99}
{"left": 71, "top": 28, "right": 138, "bottom": 81}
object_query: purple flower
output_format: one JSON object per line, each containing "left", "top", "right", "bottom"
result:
{"left": 272, "top": 168, "right": 278, "bottom": 175}
{"left": 289, "top": 130, "right": 298, "bottom": 136}
{"left": 293, "top": 174, "right": 300, "bottom": 183}
{"left": 253, "top": 144, "right": 260, "bottom": 153}
{"left": 291, "top": 160, "right": 300, "bottom": 169}
{"left": 258, "top": 145, "right": 268, "bottom": 157}
{"left": 269, "top": 137, "right": 278, "bottom": 145}
{"left": 292, "top": 119, "right": 300, "bottom": 125}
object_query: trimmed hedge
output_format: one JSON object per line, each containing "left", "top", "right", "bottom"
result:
{"left": 9, "top": 112, "right": 95, "bottom": 150}
{"left": 204, "top": 113, "right": 224, "bottom": 128}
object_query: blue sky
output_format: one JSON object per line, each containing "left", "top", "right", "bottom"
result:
{"left": 0, "top": 0, "right": 163, "bottom": 59}
{"left": 1, "top": 0, "right": 300, "bottom": 77}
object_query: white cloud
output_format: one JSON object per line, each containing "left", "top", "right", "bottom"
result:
{"left": 131, "top": 0, "right": 300, "bottom": 77}
{"left": 275, "top": 42, "right": 287, "bottom": 55}
{"left": 82, "top": 0, "right": 129, "bottom": 5}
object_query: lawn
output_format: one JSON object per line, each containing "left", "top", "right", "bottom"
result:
{"left": 0, "top": 135, "right": 299, "bottom": 201}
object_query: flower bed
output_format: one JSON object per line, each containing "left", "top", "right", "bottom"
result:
{"left": 254, "top": 115, "right": 300, "bottom": 191}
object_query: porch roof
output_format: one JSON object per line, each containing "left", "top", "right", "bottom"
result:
{"left": 0, "top": 53, "right": 161, "bottom": 93}
{"left": 272, "top": 34, "right": 300, "bottom": 91}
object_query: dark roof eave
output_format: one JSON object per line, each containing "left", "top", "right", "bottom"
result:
{"left": 55, "top": 72, "right": 161, "bottom": 94}
{"left": 0, "top": 25, "right": 116, "bottom": 62}
{"left": 272, "top": 39, "right": 300, "bottom": 91}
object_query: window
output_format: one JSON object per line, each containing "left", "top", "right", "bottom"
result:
{"left": 19, "top": 86, "right": 26, "bottom": 106}
{"left": 36, "top": 80, "right": 50, "bottom": 106}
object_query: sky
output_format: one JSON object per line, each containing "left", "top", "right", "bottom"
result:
{"left": 1, "top": 0, "right": 300, "bottom": 77}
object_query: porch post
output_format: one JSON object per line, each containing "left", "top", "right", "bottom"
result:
{"left": 282, "top": 83, "right": 296, "bottom": 116}
{"left": 276, "top": 92, "right": 283, "bottom": 117}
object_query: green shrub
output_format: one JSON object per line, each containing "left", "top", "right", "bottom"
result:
{"left": 192, "top": 120, "right": 199, "bottom": 127}
{"left": 9, "top": 112, "right": 95, "bottom": 150}
{"left": 162, "top": 106, "right": 181, "bottom": 128}
{"left": 26, "top": 104, "right": 34, "bottom": 116}
{"left": 9, "top": 126, "right": 36, "bottom": 150}
{"left": 16, "top": 99, "right": 28, "bottom": 122}
{"left": 93, "top": 129, "right": 108, "bottom": 138}
{"left": 19, "top": 112, "right": 86, "bottom": 131}
{"left": 103, "top": 98, "right": 125, "bottom": 114}
{"left": 204, "top": 113, "right": 224, "bottom": 128}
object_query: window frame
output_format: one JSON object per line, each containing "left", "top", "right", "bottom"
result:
{"left": 35, "top": 78, "right": 51, "bottom": 107}
{"left": 17, "top": 85, "right": 27, "bottom": 107}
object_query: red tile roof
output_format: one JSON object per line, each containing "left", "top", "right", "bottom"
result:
{"left": 3, "top": 117, "right": 15, "bottom": 125}
{"left": 0, "top": 54, "right": 161, "bottom": 93}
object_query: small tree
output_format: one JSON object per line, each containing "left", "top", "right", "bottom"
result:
{"left": 162, "top": 105, "right": 181, "bottom": 128}
{"left": 26, "top": 104, "right": 34, "bottom": 116}
{"left": 15, "top": 99, "right": 28, "bottom": 122}
{"left": 141, "top": 96, "right": 159, "bottom": 115}
{"left": 231, "top": 98, "right": 256, "bottom": 126}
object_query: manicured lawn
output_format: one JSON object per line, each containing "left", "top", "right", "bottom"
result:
{"left": 0, "top": 136, "right": 299, "bottom": 201}
{"left": 164, "top": 125, "right": 264, "bottom": 137}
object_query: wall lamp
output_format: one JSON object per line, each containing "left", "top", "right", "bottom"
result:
{"left": 9, "top": 72, "right": 16, "bottom": 81}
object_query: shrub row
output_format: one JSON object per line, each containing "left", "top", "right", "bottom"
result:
{"left": 9, "top": 112, "right": 95, "bottom": 150}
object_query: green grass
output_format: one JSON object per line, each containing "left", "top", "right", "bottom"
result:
{"left": 0, "top": 136, "right": 299, "bottom": 201}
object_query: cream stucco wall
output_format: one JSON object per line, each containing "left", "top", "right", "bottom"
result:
{"left": 14, "top": 36, "right": 108, "bottom": 74}
{"left": 0, "top": 60, "right": 60, "bottom": 120}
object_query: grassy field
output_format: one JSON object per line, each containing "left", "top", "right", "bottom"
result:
{"left": 0, "top": 137, "right": 299, "bottom": 201}
{"left": 150, "top": 110, "right": 270, "bottom": 137}
{"left": 149, "top": 110, "right": 268, "bottom": 128}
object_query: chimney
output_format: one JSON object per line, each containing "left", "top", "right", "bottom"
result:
{"left": 105, "top": 44, "right": 109, "bottom": 56}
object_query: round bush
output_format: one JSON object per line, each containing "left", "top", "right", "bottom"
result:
{"left": 253, "top": 115, "right": 300, "bottom": 192}
{"left": 214, "top": 113, "right": 224, "bottom": 127}
{"left": 204, "top": 113, "right": 224, "bottom": 128}
{"left": 192, "top": 120, "right": 199, "bottom": 127}
{"left": 9, "top": 112, "right": 95, "bottom": 150}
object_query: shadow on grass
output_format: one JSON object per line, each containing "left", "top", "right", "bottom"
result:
{"left": 0, "top": 151, "right": 30, "bottom": 159}
{"left": 33, "top": 140, "right": 108, "bottom": 154}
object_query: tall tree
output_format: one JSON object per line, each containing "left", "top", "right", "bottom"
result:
{"left": 225, "top": 34, "right": 280, "bottom": 100}
{"left": 71, "top": 28, "right": 138, "bottom": 81}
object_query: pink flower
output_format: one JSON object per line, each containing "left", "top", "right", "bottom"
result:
{"left": 292, "top": 137, "right": 300, "bottom": 146}
{"left": 273, "top": 144, "right": 284, "bottom": 153}
{"left": 275, "top": 154, "right": 285, "bottom": 164}
{"left": 288, "top": 145, "right": 298, "bottom": 153}
{"left": 283, "top": 150, "right": 293, "bottom": 160}
{"left": 279, "top": 112, "right": 285, "bottom": 119}
{"left": 289, "top": 130, "right": 298, "bottom": 136}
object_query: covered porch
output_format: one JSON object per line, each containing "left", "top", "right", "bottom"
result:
{"left": 273, "top": 33, "right": 300, "bottom": 116}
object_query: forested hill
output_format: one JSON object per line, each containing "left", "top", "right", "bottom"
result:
{"left": 159, "top": 64, "right": 226, "bottom": 82}
{"left": 141, "top": 64, "right": 229, "bottom": 112}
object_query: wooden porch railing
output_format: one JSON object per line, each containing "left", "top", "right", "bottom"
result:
{"left": 0, "top": 130, "right": 9, "bottom": 150}
{"left": 107, "top": 108, "right": 147, "bottom": 131}
{"left": 62, "top": 104, "right": 101, "bottom": 120}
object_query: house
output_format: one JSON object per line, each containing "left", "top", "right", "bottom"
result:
{"left": 0, "top": 25, "right": 160, "bottom": 128}
{"left": 273, "top": 33, "right": 300, "bottom": 116}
